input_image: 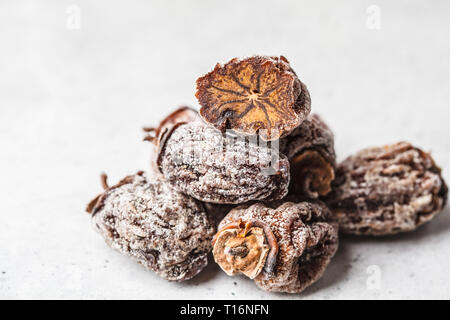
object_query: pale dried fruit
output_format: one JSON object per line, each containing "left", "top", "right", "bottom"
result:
{"left": 86, "top": 172, "right": 215, "bottom": 281}
{"left": 196, "top": 56, "right": 311, "bottom": 141}
{"left": 326, "top": 142, "right": 448, "bottom": 236}
{"left": 280, "top": 114, "right": 336, "bottom": 199}
{"left": 156, "top": 121, "right": 290, "bottom": 204}
{"left": 213, "top": 201, "right": 339, "bottom": 293}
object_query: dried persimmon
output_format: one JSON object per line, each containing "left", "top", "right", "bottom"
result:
{"left": 280, "top": 114, "right": 337, "bottom": 199}
{"left": 290, "top": 150, "right": 335, "bottom": 198}
{"left": 196, "top": 56, "right": 311, "bottom": 141}
{"left": 213, "top": 201, "right": 338, "bottom": 293}
{"left": 86, "top": 172, "right": 215, "bottom": 281}
{"left": 326, "top": 142, "right": 448, "bottom": 236}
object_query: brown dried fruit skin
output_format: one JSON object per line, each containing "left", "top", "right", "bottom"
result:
{"left": 86, "top": 172, "right": 215, "bottom": 281}
{"left": 157, "top": 121, "right": 290, "bottom": 204}
{"left": 214, "top": 201, "right": 339, "bottom": 293}
{"left": 280, "top": 114, "right": 336, "bottom": 199}
{"left": 196, "top": 56, "right": 311, "bottom": 141}
{"left": 144, "top": 106, "right": 200, "bottom": 174}
{"left": 326, "top": 142, "right": 448, "bottom": 236}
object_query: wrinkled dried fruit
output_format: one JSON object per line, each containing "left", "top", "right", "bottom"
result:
{"left": 326, "top": 142, "right": 448, "bottom": 236}
{"left": 157, "top": 121, "right": 290, "bottom": 204}
{"left": 86, "top": 172, "right": 215, "bottom": 281}
{"left": 196, "top": 56, "right": 311, "bottom": 141}
{"left": 144, "top": 107, "right": 199, "bottom": 174}
{"left": 280, "top": 114, "right": 336, "bottom": 199}
{"left": 214, "top": 201, "right": 339, "bottom": 293}
{"left": 291, "top": 151, "right": 333, "bottom": 196}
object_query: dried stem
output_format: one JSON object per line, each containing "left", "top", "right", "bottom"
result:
{"left": 100, "top": 173, "right": 109, "bottom": 190}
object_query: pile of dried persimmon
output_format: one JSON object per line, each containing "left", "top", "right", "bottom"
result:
{"left": 86, "top": 56, "right": 448, "bottom": 293}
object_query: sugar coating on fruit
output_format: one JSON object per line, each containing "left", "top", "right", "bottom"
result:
{"left": 326, "top": 141, "right": 448, "bottom": 235}
{"left": 158, "top": 121, "right": 290, "bottom": 204}
{"left": 216, "top": 201, "right": 339, "bottom": 293}
{"left": 88, "top": 172, "right": 215, "bottom": 281}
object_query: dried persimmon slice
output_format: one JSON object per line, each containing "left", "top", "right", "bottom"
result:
{"left": 196, "top": 56, "right": 311, "bottom": 141}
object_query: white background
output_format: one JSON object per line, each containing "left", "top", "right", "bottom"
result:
{"left": 1, "top": 0, "right": 449, "bottom": 299}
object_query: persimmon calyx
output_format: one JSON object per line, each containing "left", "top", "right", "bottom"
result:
{"left": 212, "top": 220, "right": 278, "bottom": 279}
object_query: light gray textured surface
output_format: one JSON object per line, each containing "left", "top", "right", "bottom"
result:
{"left": 1, "top": 0, "right": 449, "bottom": 299}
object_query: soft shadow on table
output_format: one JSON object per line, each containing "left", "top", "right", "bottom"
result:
{"left": 182, "top": 253, "right": 222, "bottom": 286}
{"left": 273, "top": 205, "right": 450, "bottom": 298}
{"left": 267, "top": 240, "right": 352, "bottom": 299}
{"left": 179, "top": 206, "right": 450, "bottom": 293}
{"left": 299, "top": 239, "right": 352, "bottom": 298}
